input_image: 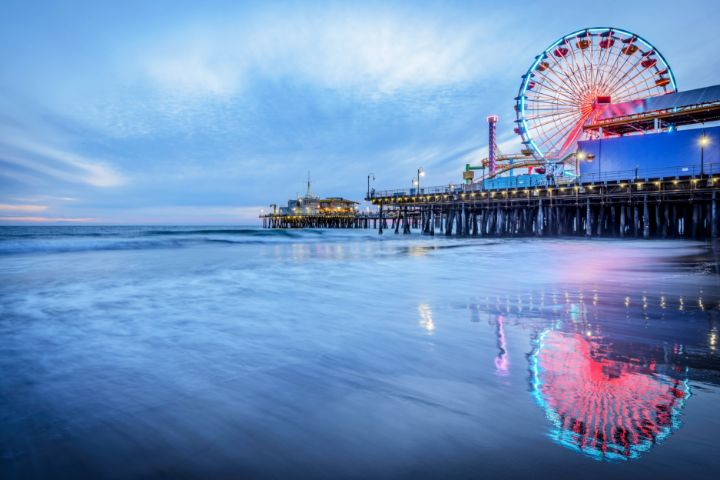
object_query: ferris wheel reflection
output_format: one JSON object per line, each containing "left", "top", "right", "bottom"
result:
{"left": 529, "top": 330, "right": 690, "bottom": 461}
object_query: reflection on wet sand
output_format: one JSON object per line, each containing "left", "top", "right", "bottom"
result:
{"left": 463, "top": 287, "right": 718, "bottom": 462}
{"left": 418, "top": 303, "right": 435, "bottom": 333}
{"left": 530, "top": 331, "right": 689, "bottom": 461}
{"left": 495, "top": 315, "right": 509, "bottom": 376}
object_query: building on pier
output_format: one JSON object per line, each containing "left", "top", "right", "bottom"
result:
{"left": 276, "top": 174, "right": 359, "bottom": 216}
{"left": 278, "top": 195, "right": 359, "bottom": 216}
{"left": 261, "top": 175, "right": 372, "bottom": 229}
{"left": 577, "top": 85, "right": 720, "bottom": 181}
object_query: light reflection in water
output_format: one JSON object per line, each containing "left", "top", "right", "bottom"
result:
{"left": 529, "top": 331, "right": 689, "bottom": 461}
{"left": 418, "top": 303, "right": 434, "bottom": 333}
{"left": 465, "top": 287, "right": 716, "bottom": 462}
{"left": 494, "top": 315, "right": 510, "bottom": 376}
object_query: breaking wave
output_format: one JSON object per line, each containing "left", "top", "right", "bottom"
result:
{"left": 0, "top": 226, "right": 379, "bottom": 255}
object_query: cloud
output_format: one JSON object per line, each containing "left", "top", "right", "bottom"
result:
{"left": 104, "top": 205, "right": 264, "bottom": 224}
{"left": 0, "top": 204, "right": 48, "bottom": 212}
{"left": 0, "top": 216, "right": 95, "bottom": 223}
{"left": 0, "top": 134, "right": 125, "bottom": 187}
{"left": 141, "top": 8, "right": 515, "bottom": 98}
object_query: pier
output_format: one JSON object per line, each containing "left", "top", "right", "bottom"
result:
{"left": 367, "top": 166, "right": 720, "bottom": 239}
{"left": 260, "top": 29, "right": 720, "bottom": 240}
{"left": 261, "top": 212, "right": 380, "bottom": 229}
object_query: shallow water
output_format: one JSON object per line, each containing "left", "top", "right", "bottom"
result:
{"left": 1, "top": 226, "right": 719, "bottom": 479}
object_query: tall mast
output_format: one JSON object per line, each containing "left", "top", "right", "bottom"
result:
{"left": 305, "top": 171, "right": 314, "bottom": 198}
{"left": 487, "top": 115, "right": 498, "bottom": 177}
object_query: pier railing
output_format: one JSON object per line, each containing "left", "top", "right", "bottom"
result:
{"left": 369, "top": 162, "right": 720, "bottom": 198}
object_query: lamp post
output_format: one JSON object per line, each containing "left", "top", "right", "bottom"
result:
{"left": 417, "top": 167, "right": 425, "bottom": 192}
{"left": 367, "top": 173, "right": 375, "bottom": 198}
{"left": 576, "top": 150, "right": 585, "bottom": 181}
{"left": 700, "top": 135, "right": 710, "bottom": 176}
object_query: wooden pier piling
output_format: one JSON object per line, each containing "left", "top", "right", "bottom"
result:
{"left": 365, "top": 173, "right": 720, "bottom": 240}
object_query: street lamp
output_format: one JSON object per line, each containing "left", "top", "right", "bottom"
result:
{"left": 417, "top": 167, "right": 425, "bottom": 192}
{"left": 575, "top": 151, "right": 586, "bottom": 182}
{"left": 700, "top": 135, "right": 710, "bottom": 176}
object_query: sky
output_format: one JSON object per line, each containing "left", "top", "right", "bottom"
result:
{"left": 1, "top": 0, "right": 719, "bottom": 224}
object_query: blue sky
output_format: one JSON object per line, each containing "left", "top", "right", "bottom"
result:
{"left": 1, "top": 0, "right": 718, "bottom": 224}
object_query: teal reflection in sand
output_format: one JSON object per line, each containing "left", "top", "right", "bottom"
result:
{"left": 530, "top": 330, "right": 690, "bottom": 461}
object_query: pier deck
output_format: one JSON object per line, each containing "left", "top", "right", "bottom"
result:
{"left": 260, "top": 212, "right": 380, "bottom": 229}
{"left": 367, "top": 166, "right": 720, "bottom": 239}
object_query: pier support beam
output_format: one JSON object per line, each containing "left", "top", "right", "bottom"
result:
{"left": 585, "top": 198, "right": 591, "bottom": 238}
{"left": 536, "top": 200, "right": 544, "bottom": 237}
{"left": 643, "top": 195, "right": 650, "bottom": 239}
{"left": 713, "top": 191, "right": 718, "bottom": 239}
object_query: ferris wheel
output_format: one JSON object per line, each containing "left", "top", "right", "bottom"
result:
{"left": 515, "top": 27, "right": 677, "bottom": 162}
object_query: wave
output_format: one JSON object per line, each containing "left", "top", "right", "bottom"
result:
{"left": 0, "top": 227, "right": 383, "bottom": 255}
{"left": 143, "top": 228, "right": 311, "bottom": 237}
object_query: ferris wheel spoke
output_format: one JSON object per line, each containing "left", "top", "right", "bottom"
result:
{"left": 527, "top": 89, "right": 581, "bottom": 108}
{"left": 529, "top": 114, "right": 586, "bottom": 156}
{"left": 544, "top": 111, "right": 592, "bottom": 156}
{"left": 613, "top": 84, "right": 664, "bottom": 105}
{"left": 548, "top": 102, "right": 598, "bottom": 156}
{"left": 604, "top": 60, "right": 647, "bottom": 95}
{"left": 565, "top": 38, "right": 593, "bottom": 90}
{"left": 586, "top": 33, "right": 600, "bottom": 89}
{"left": 529, "top": 75, "right": 584, "bottom": 106}
{"left": 524, "top": 109, "right": 582, "bottom": 123}
{"left": 546, "top": 52, "right": 588, "bottom": 100}
{"left": 527, "top": 94, "right": 579, "bottom": 108}
{"left": 535, "top": 121, "right": 579, "bottom": 153}
{"left": 526, "top": 105, "right": 583, "bottom": 120}
{"left": 587, "top": 32, "right": 601, "bottom": 93}
{"left": 604, "top": 53, "right": 660, "bottom": 98}
{"left": 596, "top": 45, "right": 622, "bottom": 94}
{"left": 525, "top": 103, "right": 578, "bottom": 112}
{"left": 534, "top": 62, "right": 581, "bottom": 91}
{"left": 600, "top": 41, "right": 632, "bottom": 93}
{"left": 594, "top": 33, "right": 621, "bottom": 89}
{"left": 525, "top": 106, "right": 579, "bottom": 116}
{"left": 604, "top": 51, "right": 638, "bottom": 94}
{"left": 543, "top": 47, "right": 587, "bottom": 99}
{"left": 527, "top": 90, "right": 582, "bottom": 111}
{"left": 530, "top": 111, "right": 583, "bottom": 135}
{"left": 612, "top": 76, "right": 662, "bottom": 102}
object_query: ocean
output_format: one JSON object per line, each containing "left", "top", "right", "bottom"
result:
{"left": 1, "top": 226, "right": 719, "bottom": 479}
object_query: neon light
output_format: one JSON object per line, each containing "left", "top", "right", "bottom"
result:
{"left": 515, "top": 27, "right": 677, "bottom": 161}
{"left": 529, "top": 330, "right": 690, "bottom": 461}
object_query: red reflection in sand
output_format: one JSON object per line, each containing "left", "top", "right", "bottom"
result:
{"left": 494, "top": 315, "right": 509, "bottom": 375}
{"left": 532, "top": 331, "right": 688, "bottom": 460}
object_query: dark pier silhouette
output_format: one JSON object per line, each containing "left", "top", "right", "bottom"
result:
{"left": 367, "top": 168, "right": 720, "bottom": 239}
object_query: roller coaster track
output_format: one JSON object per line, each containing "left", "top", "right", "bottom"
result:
{"left": 467, "top": 154, "right": 543, "bottom": 179}
{"left": 467, "top": 152, "right": 578, "bottom": 180}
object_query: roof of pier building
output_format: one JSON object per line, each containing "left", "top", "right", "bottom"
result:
{"left": 584, "top": 84, "right": 720, "bottom": 136}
